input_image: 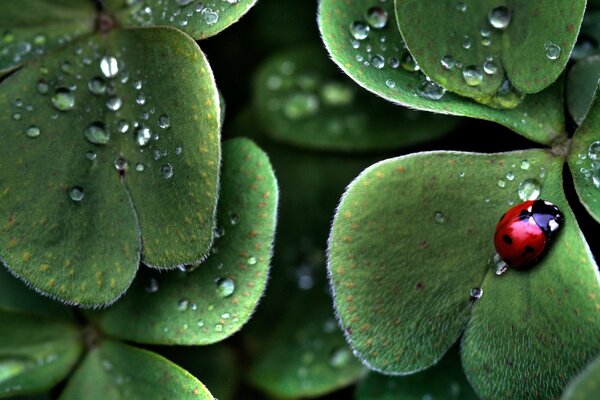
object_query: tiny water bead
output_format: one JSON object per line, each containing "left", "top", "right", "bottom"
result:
{"left": 470, "top": 287, "right": 483, "bottom": 300}
{"left": 321, "top": 82, "right": 354, "bottom": 106}
{"left": 88, "top": 77, "right": 107, "bottom": 95}
{"left": 158, "top": 114, "right": 171, "bottom": 129}
{"left": 135, "top": 126, "right": 151, "bottom": 146}
{"left": 36, "top": 80, "right": 49, "bottom": 94}
{"left": 160, "top": 163, "right": 174, "bottom": 179}
{"left": 69, "top": 186, "right": 84, "bottom": 202}
{"left": 215, "top": 277, "right": 235, "bottom": 298}
{"left": 85, "top": 122, "right": 110, "bottom": 145}
{"left": 365, "top": 6, "right": 388, "bottom": 29}
{"left": 518, "top": 178, "right": 541, "bottom": 201}
{"left": 589, "top": 141, "right": 600, "bottom": 160}
{"left": 330, "top": 348, "right": 351, "bottom": 368}
{"left": 117, "top": 120, "right": 129, "bottom": 134}
{"left": 100, "top": 55, "right": 119, "bottom": 78}
{"left": 520, "top": 160, "right": 530, "bottom": 170}
{"left": 51, "top": 88, "right": 75, "bottom": 111}
{"left": 441, "top": 55, "right": 456, "bottom": 70}
{"left": 400, "top": 53, "right": 419, "bottom": 72}
{"left": 544, "top": 42, "right": 561, "bottom": 60}
{"left": 177, "top": 299, "right": 189, "bottom": 311}
{"left": 114, "top": 157, "right": 128, "bottom": 172}
{"left": 370, "top": 54, "right": 385, "bottom": 69}
{"left": 283, "top": 93, "right": 319, "bottom": 120}
{"left": 506, "top": 171, "right": 515, "bottom": 181}
{"left": 349, "top": 21, "right": 370, "bottom": 40}
{"left": 247, "top": 256, "right": 257, "bottom": 265}
{"left": 434, "top": 211, "right": 445, "bottom": 224}
{"left": 25, "top": 125, "right": 40, "bottom": 138}
{"left": 85, "top": 151, "right": 97, "bottom": 161}
{"left": 463, "top": 66, "right": 483, "bottom": 86}
{"left": 106, "top": 96, "right": 122, "bottom": 112}
{"left": 385, "top": 79, "right": 396, "bottom": 88}
{"left": 456, "top": 2, "right": 467, "bottom": 12}
{"left": 488, "top": 6, "right": 511, "bottom": 30}
{"left": 12, "top": 112, "right": 22, "bottom": 121}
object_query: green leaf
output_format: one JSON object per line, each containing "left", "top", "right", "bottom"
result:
{"left": 567, "top": 55, "right": 600, "bottom": 125}
{"left": 0, "top": 27, "right": 220, "bottom": 306}
{"left": 561, "top": 354, "right": 600, "bottom": 400}
{"left": 396, "top": 0, "right": 585, "bottom": 100}
{"left": 0, "top": 0, "right": 95, "bottom": 75}
{"left": 59, "top": 340, "right": 213, "bottom": 400}
{"left": 105, "top": 0, "right": 257, "bottom": 40}
{"left": 572, "top": 11, "right": 600, "bottom": 60}
{"left": 329, "top": 150, "right": 600, "bottom": 399}
{"left": 318, "top": 0, "right": 567, "bottom": 145}
{"left": 244, "top": 139, "right": 369, "bottom": 398}
{"left": 94, "top": 138, "right": 277, "bottom": 344}
{"left": 158, "top": 344, "right": 239, "bottom": 400}
{"left": 568, "top": 96, "right": 600, "bottom": 223}
{"left": 0, "top": 309, "right": 83, "bottom": 398}
{"left": 0, "top": 267, "right": 71, "bottom": 319}
{"left": 253, "top": 46, "right": 459, "bottom": 152}
{"left": 355, "top": 348, "right": 478, "bottom": 400}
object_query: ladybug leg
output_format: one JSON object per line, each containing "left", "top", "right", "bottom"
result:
{"left": 496, "top": 264, "right": 509, "bottom": 276}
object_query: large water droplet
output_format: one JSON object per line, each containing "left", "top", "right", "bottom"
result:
{"left": 26, "top": 125, "right": 41, "bottom": 138}
{"left": 135, "top": 126, "right": 152, "bottom": 146}
{"left": 588, "top": 141, "right": 600, "bottom": 160}
{"left": 441, "top": 55, "right": 456, "bottom": 70}
{"left": 51, "top": 88, "right": 75, "bottom": 111}
{"left": 88, "top": 77, "right": 106, "bottom": 95}
{"left": 545, "top": 42, "right": 561, "bottom": 60}
{"left": 106, "top": 96, "right": 122, "bottom": 111}
{"left": 215, "top": 277, "right": 235, "bottom": 298}
{"left": 488, "top": 6, "right": 511, "bottom": 29}
{"left": 349, "top": 21, "right": 370, "bottom": 40}
{"left": 69, "top": 186, "right": 84, "bottom": 202}
{"left": 463, "top": 66, "right": 483, "bottom": 86}
{"left": 417, "top": 79, "right": 446, "bottom": 100}
{"left": 365, "top": 7, "right": 388, "bottom": 29}
{"left": 85, "top": 122, "right": 110, "bottom": 145}
{"left": 518, "top": 178, "right": 541, "bottom": 201}
{"left": 100, "top": 56, "right": 119, "bottom": 78}
{"left": 483, "top": 60, "right": 498, "bottom": 75}
{"left": 370, "top": 54, "right": 385, "bottom": 69}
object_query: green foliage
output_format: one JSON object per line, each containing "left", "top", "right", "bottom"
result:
{"left": 318, "top": 0, "right": 567, "bottom": 144}
{"left": 253, "top": 46, "right": 459, "bottom": 152}
{"left": 59, "top": 341, "right": 213, "bottom": 400}
{"left": 94, "top": 138, "right": 278, "bottom": 344}
{"left": 396, "top": 0, "right": 585, "bottom": 100}
{"left": 567, "top": 55, "right": 600, "bottom": 125}
{"left": 561, "top": 354, "right": 600, "bottom": 400}
{"left": 104, "top": 0, "right": 257, "bottom": 40}
{"left": 0, "top": 309, "right": 83, "bottom": 398}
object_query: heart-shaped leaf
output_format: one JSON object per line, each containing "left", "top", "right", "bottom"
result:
{"left": 253, "top": 46, "right": 459, "bottom": 152}
{"left": 572, "top": 10, "right": 600, "bottom": 60}
{"left": 104, "top": 0, "right": 257, "bottom": 40}
{"left": 568, "top": 97, "right": 600, "bottom": 223}
{"left": 0, "top": 267, "right": 71, "bottom": 319}
{"left": 0, "top": 0, "right": 95, "bottom": 75}
{"left": 0, "top": 309, "right": 83, "bottom": 397}
{"left": 355, "top": 348, "right": 478, "bottom": 400}
{"left": 94, "top": 138, "right": 277, "bottom": 344}
{"left": 0, "top": 27, "right": 221, "bottom": 307}
{"left": 561, "top": 354, "right": 600, "bottom": 400}
{"left": 567, "top": 55, "right": 600, "bottom": 125}
{"left": 318, "top": 0, "right": 567, "bottom": 145}
{"left": 328, "top": 150, "right": 600, "bottom": 398}
{"left": 59, "top": 340, "right": 213, "bottom": 399}
{"left": 395, "top": 0, "right": 585, "bottom": 100}
{"left": 244, "top": 139, "right": 370, "bottom": 398}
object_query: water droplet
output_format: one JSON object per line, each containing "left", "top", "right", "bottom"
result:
{"left": 462, "top": 36, "right": 472, "bottom": 49}
{"left": 463, "top": 65, "right": 483, "bottom": 86}
{"left": 114, "top": 157, "right": 128, "bottom": 172}
{"left": 434, "top": 211, "right": 445, "bottom": 224}
{"left": 247, "top": 256, "right": 257, "bottom": 265}
{"left": 365, "top": 7, "right": 388, "bottom": 29}
{"left": 229, "top": 213, "right": 239, "bottom": 225}
{"left": 441, "top": 55, "right": 456, "bottom": 70}
{"left": 177, "top": 299, "right": 189, "bottom": 311}
{"left": 544, "top": 42, "right": 561, "bottom": 60}
{"left": 36, "top": 79, "right": 49, "bottom": 94}
{"left": 520, "top": 160, "right": 530, "bottom": 170}
{"left": 12, "top": 112, "right": 22, "bottom": 121}
{"left": 385, "top": 79, "right": 396, "bottom": 88}
{"left": 106, "top": 96, "right": 122, "bottom": 111}
{"left": 417, "top": 79, "right": 446, "bottom": 100}
{"left": 51, "top": 88, "right": 75, "bottom": 111}
{"left": 321, "top": 82, "right": 354, "bottom": 106}
{"left": 85, "top": 151, "right": 96, "bottom": 161}
{"left": 117, "top": 120, "right": 129, "bottom": 134}
{"left": 470, "top": 287, "right": 483, "bottom": 299}
{"left": 135, "top": 163, "right": 145, "bottom": 172}
{"left": 201, "top": 8, "right": 219, "bottom": 24}
{"left": 100, "top": 55, "right": 119, "bottom": 78}
{"left": 483, "top": 60, "right": 498, "bottom": 75}
{"left": 88, "top": 77, "right": 106, "bottom": 95}
{"left": 497, "top": 179, "right": 506, "bottom": 188}
{"left": 456, "top": 2, "right": 467, "bottom": 12}
{"left": 370, "top": 54, "right": 385, "bottom": 69}
{"left": 145, "top": 278, "right": 159, "bottom": 293}
{"left": 349, "top": 21, "right": 370, "bottom": 40}
{"left": 214, "top": 324, "right": 223, "bottom": 332}
{"left": 401, "top": 52, "right": 419, "bottom": 72}
{"left": 177, "top": 0, "right": 194, "bottom": 6}
{"left": 26, "top": 125, "right": 40, "bottom": 138}
{"left": 506, "top": 171, "right": 515, "bottom": 181}
{"left": 158, "top": 114, "right": 171, "bottom": 129}
{"left": 135, "top": 126, "right": 151, "bottom": 146}
{"left": 216, "top": 277, "right": 235, "bottom": 298}
{"left": 488, "top": 6, "right": 511, "bottom": 29}
{"left": 589, "top": 141, "right": 600, "bottom": 160}
{"left": 85, "top": 122, "right": 110, "bottom": 145}
{"left": 283, "top": 93, "right": 319, "bottom": 120}
{"left": 136, "top": 93, "right": 146, "bottom": 105}
{"left": 69, "top": 186, "right": 84, "bottom": 202}
{"left": 330, "top": 348, "right": 351, "bottom": 368}
{"left": 518, "top": 178, "right": 541, "bottom": 201}
{"left": 161, "top": 163, "right": 174, "bottom": 179}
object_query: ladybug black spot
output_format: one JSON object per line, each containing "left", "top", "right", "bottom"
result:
{"left": 518, "top": 209, "right": 530, "bottom": 221}
{"left": 502, "top": 234, "right": 513, "bottom": 245}
{"left": 523, "top": 245, "right": 535, "bottom": 255}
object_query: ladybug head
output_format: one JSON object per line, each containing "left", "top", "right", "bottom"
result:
{"left": 532, "top": 200, "right": 564, "bottom": 238}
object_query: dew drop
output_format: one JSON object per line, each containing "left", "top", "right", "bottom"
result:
{"left": 370, "top": 54, "right": 385, "bottom": 69}
{"left": 177, "top": 299, "right": 189, "bottom": 311}
{"left": 433, "top": 211, "right": 445, "bottom": 224}
{"left": 470, "top": 287, "right": 483, "bottom": 299}
{"left": 483, "top": 60, "right": 498, "bottom": 75}
{"left": 26, "top": 125, "right": 41, "bottom": 138}
{"left": 520, "top": 160, "right": 530, "bottom": 170}
{"left": 506, "top": 171, "right": 515, "bottom": 181}
{"left": 176, "top": 0, "right": 194, "bottom": 6}
{"left": 135, "top": 126, "right": 152, "bottom": 146}
{"left": 88, "top": 77, "right": 107, "bottom": 95}
{"left": 85, "top": 122, "right": 110, "bottom": 145}
{"left": 400, "top": 52, "right": 419, "bottom": 72}
{"left": 106, "top": 96, "right": 122, "bottom": 111}
{"left": 215, "top": 277, "right": 235, "bottom": 298}
{"left": 488, "top": 6, "right": 511, "bottom": 29}
{"left": 463, "top": 66, "right": 483, "bottom": 86}
{"left": 214, "top": 324, "right": 223, "bottom": 332}
{"left": 145, "top": 278, "right": 159, "bottom": 293}
{"left": 114, "top": 157, "right": 128, "bottom": 172}
{"left": 330, "top": 348, "right": 351, "bottom": 368}
{"left": 161, "top": 163, "right": 174, "bottom": 179}
{"left": 36, "top": 79, "right": 49, "bottom": 94}
{"left": 497, "top": 179, "right": 506, "bottom": 188}
{"left": 247, "top": 256, "right": 257, "bottom": 265}
{"left": 69, "top": 186, "right": 84, "bottom": 202}
{"left": 518, "top": 178, "right": 541, "bottom": 201}
{"left": 365, "top": 7, "right": 388, "bottom": 29}
{"left": 441, "top": 55, "right": 456, "bottom": 70}
{"left": 385, "top": 79, "right": 396, "bottom": 88}
{"left": 588, "top": 141, "right": 600, "bottom": 160}
{"left": 456, "top": 2, "right": 467, "bottom": 12}
{"left": 283, "top": 93, "right": 319, "bottom": 120}
{"left": 85, "top": 151, "right": 97, "bottom": 161}
{"left": 229, "top": 212, "right": 239, "bottom": 225}
{"left": 12, "top": 112, "right": 22, "bottom": 121}
{"left": 51, "top": 88, "right": 75, "bottom": 111}
{"left": 117, "top": 120, "right": 130, "bottom": 134}
{"left": 349, "top": 21, "right": 370, "bottom": 40}
{"left": 158, "top": 114, "right": 171, "bottom": 129}
{"left": 417, "top": 79, "right": 446, "bottom": 100}
{"left": 545, "top": 42, "right": 561, "bottom": 60}
{"left": 100, "top": 55, "right": 119, "bottom": 78}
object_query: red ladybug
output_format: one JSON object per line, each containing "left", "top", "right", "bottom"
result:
{"left": 494, "top": 199, "right": 564, "bottom": 271}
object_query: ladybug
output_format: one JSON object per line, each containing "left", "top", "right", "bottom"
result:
{"left": 494, "top": 199, "right": 564, "bottom": 272}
